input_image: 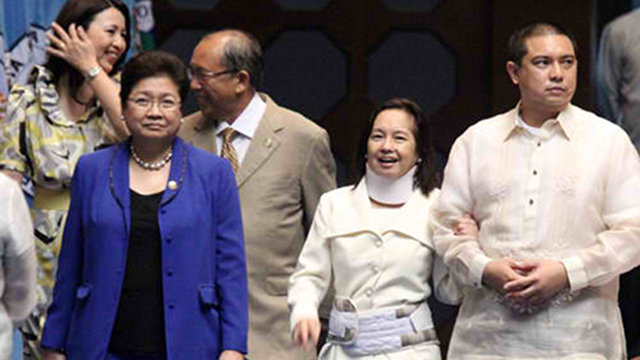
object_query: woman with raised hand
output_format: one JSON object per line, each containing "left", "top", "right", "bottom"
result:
{"left": 288, "top": 98, "right": 476, "bottom": 359}
{"left": 0, "top": 0, "right": 131, "bottom": 354}
{"left": 41, "top": 50, "right": 248, "bottom": 360}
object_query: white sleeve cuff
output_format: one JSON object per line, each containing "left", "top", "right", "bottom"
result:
{"left": 561, "top": 256, "right": 589, "bottom": 292}
{"left": 469, "top": 253, "right": 492, "bottom": 288}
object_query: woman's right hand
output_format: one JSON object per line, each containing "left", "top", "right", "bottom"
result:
{"left": 46, "top": 22, "right": 99, "bottom": 76}
{"left": 454, "top": 213, "right": 479, "bottom": 238}
{"left": 292, "top": 317, "right": 320, "bottom": 351}
{"left": 41, "top": 349, "right": 66, "bottom": 360}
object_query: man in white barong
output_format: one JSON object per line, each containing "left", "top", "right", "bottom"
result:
{"left": 433, "top": 22, "right": 640, "bottom": 359}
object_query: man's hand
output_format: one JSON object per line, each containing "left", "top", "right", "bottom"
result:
{"left": 218, "top": 350, "right": 244, "bottom": 360}
{"left": 482, "top": 258, "right": 526, "bottom": 294}
{"left": 504, "top": 259, "right": 569, "bottom": 305}
{"left": 292, "top": 317, "right": 321, "bottom": 351}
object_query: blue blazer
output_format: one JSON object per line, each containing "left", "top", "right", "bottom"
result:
{"left": 41, "top": 137, "right": 248, "bottom": 359}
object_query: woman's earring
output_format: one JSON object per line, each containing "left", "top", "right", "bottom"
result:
{"left": 180, "top": 118, "right": 185, "bottom": 124}
{"left": 120, "top": 114, "right": 125, "bottom": 121}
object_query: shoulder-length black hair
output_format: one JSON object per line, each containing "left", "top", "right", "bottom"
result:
{"left": 356, "top": 97, "right": 440, "bottom": 196}
{"left": 44, "top": 0, "right": 131, "bottom": 100}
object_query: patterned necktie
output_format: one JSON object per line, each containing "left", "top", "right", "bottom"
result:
{"left": 220, "top": 128, "right": 239, "bottom": 174}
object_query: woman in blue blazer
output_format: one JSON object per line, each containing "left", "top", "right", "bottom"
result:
{"left": 40, "top": 51, "right": 248, "bottom": 360}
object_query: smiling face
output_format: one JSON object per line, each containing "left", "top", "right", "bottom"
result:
{"left": 124, "top": 75, "right": 182, "bottom": 142}
{"left": 85, "top": 7, "right": 127, "bottom": 74}
{"left": 189, "top": 34, "right": 243, "bottom": 122}
{"left": 366, "top": 108, "right": 419, "bottom": 180}
{"left": 506, "top": 34, "right": 577, "bottom": 122}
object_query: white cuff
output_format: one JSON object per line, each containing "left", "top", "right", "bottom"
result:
{"left": 561, "top": 256, "right": 589, "bottom": 292}
{"left": 469, "top": 253, "right": 492, "bottom": 288}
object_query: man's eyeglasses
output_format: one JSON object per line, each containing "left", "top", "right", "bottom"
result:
{"left": 188, "top": 67, "right": 238, "bottom": 83}
{"left": 128, "top": 97, "right": 181, "bottom": 111}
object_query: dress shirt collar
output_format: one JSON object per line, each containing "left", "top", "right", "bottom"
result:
{"left": 215, "top": 93, "right": 266, "bottom": 139}
{"left": 500, "top": 102, "right": 577, "bottom": 142}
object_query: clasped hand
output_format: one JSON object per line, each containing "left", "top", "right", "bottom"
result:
{"left": 482, "top": 258, "right": 569, "bottom": 307}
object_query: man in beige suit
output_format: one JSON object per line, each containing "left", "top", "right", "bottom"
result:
{"left": 180, "top": 30, "right": 336, "bottom": 360}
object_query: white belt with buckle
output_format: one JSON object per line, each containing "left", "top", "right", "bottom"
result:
{"left": 327, "top": 298, "right": 438, "bottom": 356}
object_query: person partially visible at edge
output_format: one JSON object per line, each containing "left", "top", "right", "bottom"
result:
{"left": 0, "top": 93, "right": 5, "bottom": 120}
{"left": 40, "top": 50, "right": 248, "bottom": 360}
{"left": 179, "top": 29, "right": 336, "bottom": 360}
{"left": 0, "top": 173, "right": 37, "bottom": 360}
{"left": 595, "top": 10, "right": 640, "bottom": 358}
{"left": 432, "top": 22, "right": 640, "bottom": 358}
{"left": 288, "top": 98, "right": 476, "bottom": 359}
{"left": 0, "top": 0, "right": 131, "bottom": 356}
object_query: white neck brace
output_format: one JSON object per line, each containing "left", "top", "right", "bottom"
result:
{"left": 365, "top": 164, "right": 416, "bottom": 205}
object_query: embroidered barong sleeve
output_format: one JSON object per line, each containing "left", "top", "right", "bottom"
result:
{"left": 432, "top": 133, "right": 491, "bottom": 288}
{"left": 561, "top": 130, "right": 640, "bottom": 291}
{"left": 431, "top": 254, "right": 464, "bottom": 305}
{"left": 2, "top": 177, "right": 36, "bottom": 321}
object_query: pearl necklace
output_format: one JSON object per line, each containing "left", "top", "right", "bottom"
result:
{"left": 130, "top": 144, "right": 172, "bottom": 171}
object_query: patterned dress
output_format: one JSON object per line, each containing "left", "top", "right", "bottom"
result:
{"left": 0, "top": 65, "right": 118, "bottom": 358}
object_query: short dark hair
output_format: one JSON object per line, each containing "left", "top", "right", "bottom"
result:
{"left": 120, "top": 51, "right": 189, "bottom": 108}
{"left": 45, "top": 0, "right": 131, "bottom": 99}
{"left": 507, "top": 22, "right": 578, "bottom": 66}
{"left": 356, "top": 98, "right": 439, "bottom": 196}
{"left": 206, "top": 30, "right": 264, "bottom": 89}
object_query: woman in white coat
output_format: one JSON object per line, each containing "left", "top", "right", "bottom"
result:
{"left": 288, "top": 98, "right": 476, "bottom": 359}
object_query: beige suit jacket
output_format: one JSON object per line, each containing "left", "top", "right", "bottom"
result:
{"left": 179, "top": 94, "right": 336, "bottom": 359}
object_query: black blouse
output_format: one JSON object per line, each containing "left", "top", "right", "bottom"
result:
{"left": 108, "top": 190, "right": 166, "bottom": 358}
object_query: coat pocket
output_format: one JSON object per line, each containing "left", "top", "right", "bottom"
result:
{"left": 198, "top": 284, "right": 219, "bottom": 309}
{"left": 198, "top": 284, "right": 220, "bottom": 335}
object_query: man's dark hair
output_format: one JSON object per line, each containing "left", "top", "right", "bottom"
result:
{"left": 356, "top": 98, "right": 440, "bottom": 196}
{"left": 507, "top": 22, "right": 578, "bottom": 66}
